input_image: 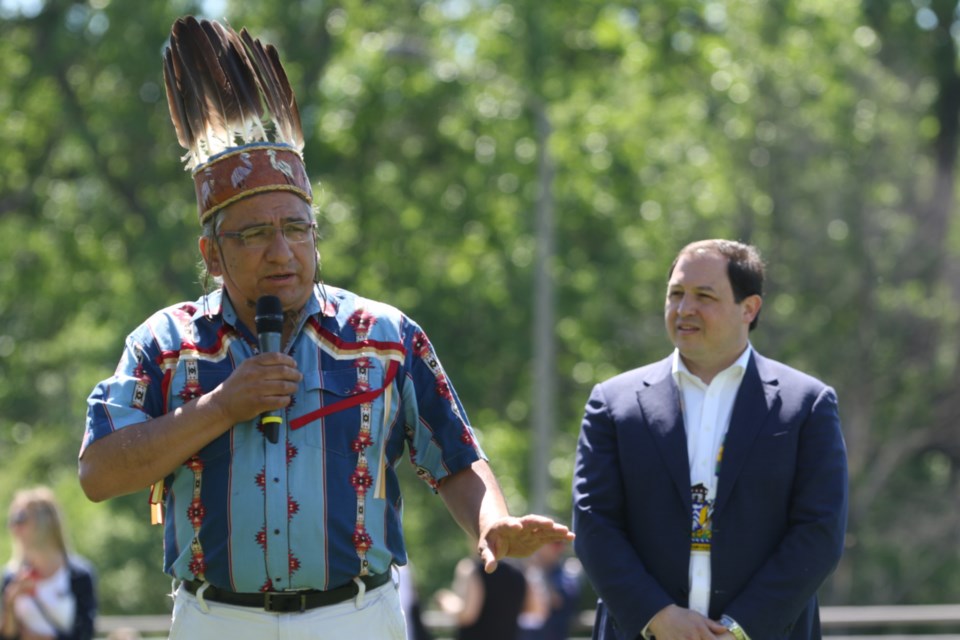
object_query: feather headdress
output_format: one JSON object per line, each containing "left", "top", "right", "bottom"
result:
{"left": 162, "top": 17, "right": 312, "bottom": 224}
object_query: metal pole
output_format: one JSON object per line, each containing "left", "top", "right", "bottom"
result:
{"left": 531, "top": 100, "right": 555, "bottom": 516}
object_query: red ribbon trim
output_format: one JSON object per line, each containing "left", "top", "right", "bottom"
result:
{"left": 289, "top": 360, "right": 400, "bottom": 430}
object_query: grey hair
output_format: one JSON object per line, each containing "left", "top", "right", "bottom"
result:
{"left": 198, "top": 213, "right": 224, "bottom": 293}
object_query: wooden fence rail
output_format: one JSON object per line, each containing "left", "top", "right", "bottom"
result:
{"left": 822, "top": 605, "right": 960, "bottom": 628}
{"left": 94, "top": 604, "right": 960, "bottom": 639}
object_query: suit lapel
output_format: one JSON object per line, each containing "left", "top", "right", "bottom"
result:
{"left": 714, "top": 353, "right": 780, "bottom": 513}
{"left": 636, "top": 362, "right": 691, "bottom": 511}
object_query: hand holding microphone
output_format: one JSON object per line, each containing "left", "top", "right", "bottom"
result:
{"left": 255, "top": 295, "right": 285, "bottom": 444}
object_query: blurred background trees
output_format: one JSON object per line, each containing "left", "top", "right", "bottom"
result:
{"left": 0, "top": 0, "right": 957, "bottom": 614}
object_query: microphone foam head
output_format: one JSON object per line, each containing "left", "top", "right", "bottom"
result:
{"left": 255, "top": 295, "right": 284, "bottom": 334}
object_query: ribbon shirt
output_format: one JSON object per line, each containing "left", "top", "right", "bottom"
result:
{"left": 84, "top": 285, "right": 484, "bottom": 593}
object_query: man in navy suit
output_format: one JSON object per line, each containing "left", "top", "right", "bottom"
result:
{"left": 572, "top": 240, "right": 847, "bottom": 640}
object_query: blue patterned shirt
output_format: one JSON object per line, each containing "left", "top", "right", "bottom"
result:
{"left": 83, "top": 285, "right": 484, "bottom": 592}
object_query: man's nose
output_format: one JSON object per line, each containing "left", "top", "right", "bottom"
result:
{"left": 676, "top": 295, "right": 696, "bottom": 315}
{"left": 264, "top": 228, "right": 295, "bottom": 257}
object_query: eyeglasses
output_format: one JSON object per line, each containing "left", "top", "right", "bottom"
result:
{"left": 217, "top": 221, "right": 316, "bottom": 249}
{"left": 8, "top": 511, "right": 29, "bottom": 527}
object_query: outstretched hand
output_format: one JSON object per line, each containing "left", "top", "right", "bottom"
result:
{"left": 477, "top": 514, "right": 574, "bottom": 573}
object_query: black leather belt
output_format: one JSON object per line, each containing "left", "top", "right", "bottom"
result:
{"left": 182, "top": 572, "right": 391, "bottom": 612}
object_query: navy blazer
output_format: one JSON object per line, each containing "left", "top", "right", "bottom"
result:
{"left": 572, "top": 352, "right": 848, "bottom": 640}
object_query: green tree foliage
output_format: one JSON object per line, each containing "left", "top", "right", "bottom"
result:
{"left": 0, "top": 0, "right": 957, "bottom": 615}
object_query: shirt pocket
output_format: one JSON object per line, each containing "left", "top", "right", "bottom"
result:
{"left": 295, "top": 364, "right": 384, "bottom": 455}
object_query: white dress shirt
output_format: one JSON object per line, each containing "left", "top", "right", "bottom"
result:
{"left": 671, "top": 345, "right": 751, "bottom": 616}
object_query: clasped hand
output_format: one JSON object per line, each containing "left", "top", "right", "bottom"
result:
{"left": 648, "top": 605, "right": 735, "bottom": 640}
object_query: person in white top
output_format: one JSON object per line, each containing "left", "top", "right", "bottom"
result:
{"left": 1, "top": 487, "right": 97, "bottom": 640}
{"left": 573, "top": 239, "right": 848, "bottom": 640}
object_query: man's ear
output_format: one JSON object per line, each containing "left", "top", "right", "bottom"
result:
{"left": 742, "top": 294, "right": 762, "bottom": 325}
{"left": 199, "top": 236, "right": 222, "bottom": 277}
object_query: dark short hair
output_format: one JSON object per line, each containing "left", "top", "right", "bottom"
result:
{"left": 668, "top": 239, "right": 765, "bottom": 330}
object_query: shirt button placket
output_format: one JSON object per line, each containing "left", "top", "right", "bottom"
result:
{"left": 264, "top": 438, "right": 289, "bottom": 589}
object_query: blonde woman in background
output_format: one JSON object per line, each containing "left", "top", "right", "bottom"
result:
{"left": 1, "top": 487, "right": 96, "bottom": 640}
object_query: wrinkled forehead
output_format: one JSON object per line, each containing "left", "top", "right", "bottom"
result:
{"left": 216, "top": 190, "right": 315, "bottom": 228}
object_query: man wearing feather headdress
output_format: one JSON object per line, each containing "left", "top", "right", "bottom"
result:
{"left": 79, "top": 16, "right": 572, "bottom": 639}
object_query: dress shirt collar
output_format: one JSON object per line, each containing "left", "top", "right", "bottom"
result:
{"left": 671, "top": 343, "right": 753, "bottom": 388}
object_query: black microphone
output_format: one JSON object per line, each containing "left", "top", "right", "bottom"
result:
{"left": 255, "top": 295, "right": 284, "bottom": 444}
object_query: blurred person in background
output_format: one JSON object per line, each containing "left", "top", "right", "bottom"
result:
{"left": 435, "top": 556, "right": 545, "bottom": 640}
{"left": 518, "top": 540, "right": 582, "bottom": 640}
{"left": 0, "top": 487, "right": 96, "bottom": 640}
{"left": 397, "top": 563, "right": 432, "bottom": 640}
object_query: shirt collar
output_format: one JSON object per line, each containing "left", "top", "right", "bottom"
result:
{"left": 671, "top": 343, "right": 753, "bottom": 387}
{"left": 192, "top": 285, "right": 336, "bottom": 326}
